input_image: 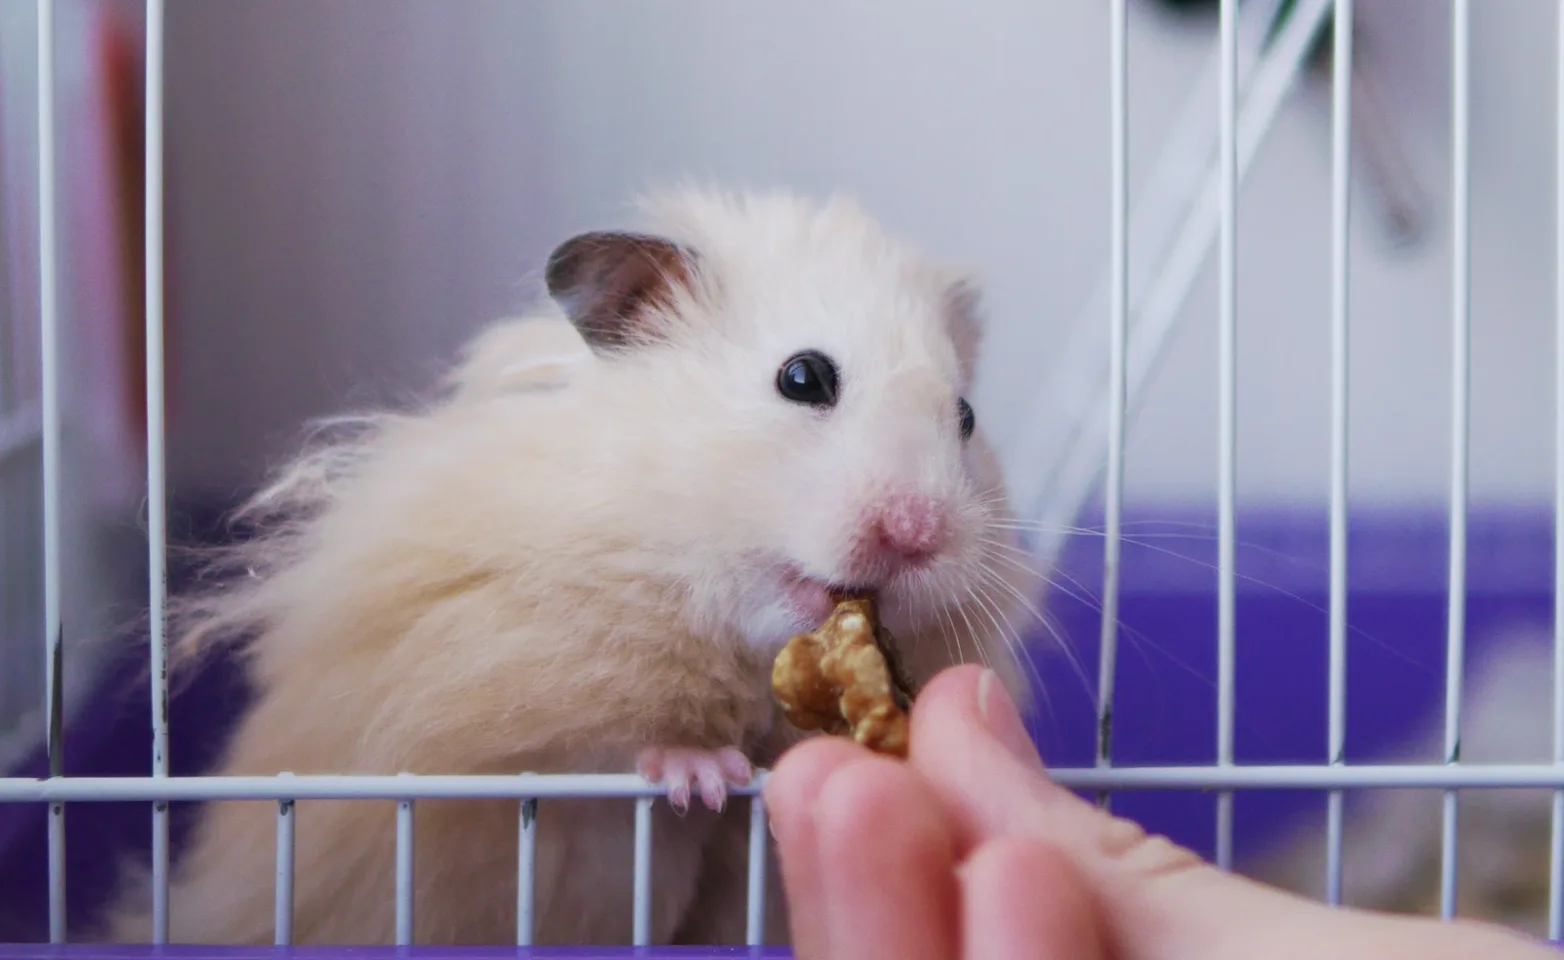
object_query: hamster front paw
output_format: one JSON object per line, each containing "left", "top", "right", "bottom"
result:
{"left": 636, "top": 746, "right": 753, "bottom": 814}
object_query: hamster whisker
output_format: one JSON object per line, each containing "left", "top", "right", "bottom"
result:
{"left": 939, "top": 569, "right": 984, "bottom": 669}
{"left": 963, "top": 567, "right": 1062, "bottom": 731}
{"left": 962, "top": 579, "right": 1012, "bottom": 671}
{"left": 912, "top": 564, "right": 966, "bottom": 669}
{"left": 974, "top": 531, "right": 1117, "bottom": 667}
{"left": 971, "top": 548, "right": 1091, "bottom": 705}
{"left": 970, "top": 485, "right": 1009, "bottom": 510}
{"left": 971, "top": 555, "right": 1045, "bottom": 625}
{"left": 968, "top": 558, "right": 1061, "bottom": 702}
{"left": 919, "top": 562, "right": 982, "bottom": 669}
{"left": 985, "top": 517, "right": 1108, "bottom": 538}
{"left": 977, "top": 536, "right": 1101, "bottom": 613}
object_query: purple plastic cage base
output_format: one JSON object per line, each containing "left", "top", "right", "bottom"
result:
{"left": 0, "top": 943, "right": 1556, "bottom": 959}
{"left": 3, "top": 502, "right": 1563, "bottom": 948}
{"left": 0, "top": 949, "right": 793, "bottom": 959}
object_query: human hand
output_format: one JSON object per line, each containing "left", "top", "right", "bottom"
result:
{"left": 764, "top": 664, "right": 1556, "bottom": 959}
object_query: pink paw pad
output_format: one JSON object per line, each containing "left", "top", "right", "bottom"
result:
{"left": 636, "top": 746, "right": 753, "bottom": 814}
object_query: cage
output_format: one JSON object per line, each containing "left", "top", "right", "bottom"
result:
{"left": 1, "top": 0, "right": 1563, "bottom": 955}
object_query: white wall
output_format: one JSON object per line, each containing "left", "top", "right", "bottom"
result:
{"left": 160, "top": 0, "right": 1564, "bottom": 513}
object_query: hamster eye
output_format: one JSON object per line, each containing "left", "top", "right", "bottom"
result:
{"left": 777, "top": 351, "right": 840, "bottom": 408}
{"left": 958, "top": 397, "right": 976, "bottom": 440}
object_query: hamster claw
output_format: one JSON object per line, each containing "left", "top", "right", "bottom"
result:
{"left": 669, "top": 782, "right": 692, "bottom": 816}
{"left": 636, "top": 746, "right": 753, "bottom": 814}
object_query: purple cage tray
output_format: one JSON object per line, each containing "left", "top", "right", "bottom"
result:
{"left": 2, "top": 502, "right": 1563, "bottom": 948}
{"left": 0, "top": 940, "right": 1556, "bottom": 958}
{"left": 0, "top": 950, "right": 792, "bottom": 959}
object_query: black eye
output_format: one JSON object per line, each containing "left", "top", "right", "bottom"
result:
{"left": 958, "top": 398, "right": 975, "bottom": 440}
{"left": 777, "top": 351, "right": 840, "bottom": 408}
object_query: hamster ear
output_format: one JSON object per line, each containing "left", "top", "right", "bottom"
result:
{"left": 942, "top": 276, "right": 984, "bottom": 386}
{"left": 544, "top": 231, "right": 697, "bottom": 352}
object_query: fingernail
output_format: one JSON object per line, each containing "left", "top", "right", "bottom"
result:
{"left": 977, "top": 669, "right": 1043, "bottom": 768}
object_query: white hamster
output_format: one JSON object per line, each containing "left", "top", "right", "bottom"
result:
{"left": 99, "top": 187, "right": 1044, "bottom": 947}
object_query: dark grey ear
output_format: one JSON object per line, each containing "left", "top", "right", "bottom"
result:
{"left": 544, "top": 231, "right": 696, "bottom": 351}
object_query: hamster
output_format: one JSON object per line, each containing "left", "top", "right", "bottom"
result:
{"left": 98, "top": 187, "right": 1045, "bottom": 947}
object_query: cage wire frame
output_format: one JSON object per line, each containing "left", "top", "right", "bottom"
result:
{"left": 5, "top": 0, "right": 1564, "bottom": 951}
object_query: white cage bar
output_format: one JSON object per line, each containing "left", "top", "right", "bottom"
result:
{"left": 1095, "top": 0, "right": 1129, "bottom": 814}
{"left": 632, "top": 796, "right": 654, "bottom": 946}
{"left": 516, "top": 799, "right": 538, "bottom": 946}
{"left": 1441, "top": 0, "right": 1472, "bottom": 923}
{"left": 1013, "top": 0, "right": 1332, "bottom": 562}
{"left": 745, "top": 794, "right": 769, "bottom": 946}
{"left": 1214, "top": 0, "right": 1240, "bottom": 874}
{"left": 1325, "top": 0, "right": 1354, "bottom": 908}
{"left": 143, "top": 0, "right": 172, "bottom": 945}
{"left": 1554, "top": 0, "right": 1564, "bottom": 941}
{"left": 395, "top": 794, "right": 415, "bottom": 945}
{"left": 274, "top": 789, "right": 295, "bottom": 946}
{"left": 35, "top": 0, "right": 65, "bottom": 945}
{"left": 13, "top": 765, "right": 1564, "bottom": 802}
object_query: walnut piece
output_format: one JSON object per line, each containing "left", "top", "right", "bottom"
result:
{"left": 771, "top": 595, "right": 914, "bottom": 758}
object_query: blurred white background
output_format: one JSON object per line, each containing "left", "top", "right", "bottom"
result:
{"left": 151, "top": 0, "right": 1564, "bottom": 512}
{"left": 0, "top": 0, "right": 1562, "bottom": 739}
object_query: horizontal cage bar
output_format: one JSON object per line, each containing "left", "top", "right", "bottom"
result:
{"left": 7, "top": 765, "right": 1564, "bottom": 804}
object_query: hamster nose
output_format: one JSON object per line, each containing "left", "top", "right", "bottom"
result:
{"left": 871, "top": 491, "right": 948, "bottom": 565}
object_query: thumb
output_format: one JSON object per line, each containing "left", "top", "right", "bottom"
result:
{"left": 907, "top": 666, "right": 1552, "bottom": 960}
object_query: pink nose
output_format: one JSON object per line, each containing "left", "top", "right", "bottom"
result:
{"left": 871, "top": 492, "right": 948, "bottom": 563}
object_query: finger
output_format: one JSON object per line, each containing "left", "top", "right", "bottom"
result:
{"left": 812, "top": 754, "right": 960, "bottom": 960}
{"left": 908, "top": 666, "right": 1274, "bottom": 953}
{"left": 910, "top": 664, "right": 1238, "bottom": 873}
{"left": 909, "top": 666, "right": 1110, "bottom": 852}
{"left": 912, "top": 667, "right": 1564, "bottom": 960}
{"left": 764, "top": 737, "right": 869, "bottom": 960}
{"left": 960, "top": 838, "right": 1106, "bottom": 960}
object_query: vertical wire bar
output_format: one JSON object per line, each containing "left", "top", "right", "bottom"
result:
{"left": 37, "top": 0, "right": 66, "bottom": 940}
{"left": 144, "top": 0, "right": 171, "bottom": 943}
{"left": 632, "top": 796, "right": 653, "bottom": 946}
{"left": 395, "top": 797, "right": 415, "bottom": 945}
{"left": 1096, "top": 0, "right": 1130, "bottom": 813}
{"left": 1325, "top": 0, "right": 1354, "bottom": 909}
{"left": 1552, "top": 0, "right": 1564, "bottom": 940}
{"left": 516, "top": 799, "right": 537, "bottom": 946}
{"left": 273, "top": 795, "right": 295, "bottom": 946}
{"left": 745, "top": 793, "right": 768, "bottom": 946}
{"left": 1441, "top": 0, "right": 1471, "bottom": 923}
{"left": 1215, "top": 0, "right": 1239, "bottom": 872}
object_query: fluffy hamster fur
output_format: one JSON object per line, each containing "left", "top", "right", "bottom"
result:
{"left": 98, "top": 187, "right": 1044, "bottom": 947}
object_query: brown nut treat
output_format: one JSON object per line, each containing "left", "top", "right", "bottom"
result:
{"left": 771, "top": 595, "right": 915, "bottom": 758}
